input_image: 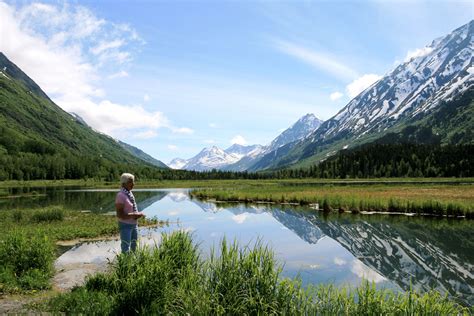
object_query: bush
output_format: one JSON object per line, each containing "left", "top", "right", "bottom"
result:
{"left": 31, "top": 207, "right": 64, "bottom": 222}
{"left": 0, "top": 231, "right": 55, "bottom": 292}
{"left": 12, "top": 210, "right": 23, "bottom": 222}
{"left": 47, "top": 287, "right": 115, "bottom": 315}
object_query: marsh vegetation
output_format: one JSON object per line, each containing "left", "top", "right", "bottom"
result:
{"left": 0, "top": 183, "right": 472, "bottom": 313}
{"left": 191, "top": 181, "right": 474, "bottom": 218}
{"left": 45, "top": 231, "right": 470, "bottom": 315}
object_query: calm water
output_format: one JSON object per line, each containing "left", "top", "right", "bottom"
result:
{"left": 2, "top": 187, "right": 473, "bottom": 305}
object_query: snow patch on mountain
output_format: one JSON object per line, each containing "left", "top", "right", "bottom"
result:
{"left": 268, "top": 113, "right": 323, "bottom": 151}
{"left": 317, "top": 20, "right": 473, "bottom": 140}
{"left": 168, "top": 158, "right": 188, "bottom": 169}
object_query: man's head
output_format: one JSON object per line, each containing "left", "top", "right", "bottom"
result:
{"left": 120, "top": 173, "right": 135, "bottom": 190}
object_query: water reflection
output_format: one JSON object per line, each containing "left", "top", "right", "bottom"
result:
{"left": 186, "top": 192, "right": 472, "bottom": 305}
{"left": 14, "top": 188, "right": 472, "bottom": 305}
{"left": 0, "top": 186, "right": 167, "bottom": 213}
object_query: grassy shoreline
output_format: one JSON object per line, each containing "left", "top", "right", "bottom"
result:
{"left": 44, "top": 231, "right": 471, "bottom": 315}
{"left": 1, "top": 177, "right": 474, "bottom": 189}
{"left": 0, "top": 207, "right": 163, "bottom": 243}
{"left": 0, "top": 206, "right": 164, "bottom": 296}
{"left": 190, "top": 181, "right": 474, "bottom": 218}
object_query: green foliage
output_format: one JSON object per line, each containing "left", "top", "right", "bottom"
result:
{"left": 191, "top": 183, "right": 473, "bottom": 218}
{"left": 206, "top": 238, "right": 282, "bottom": 314}
{"left": 30, "top": 207, "right": 64, "bottom": 222}
{"left": 302, "top": 144, "right": 474, "bottom": 179}
{"left": 46, "top": 232, "right": 469, "bottom": 315}
{"left": 1, "top": 207, "right": 120, "bottom": 242}
{"left": 46, "top": 287, "right": 115, "bottom": 315}
{"left": 0, "top": 231, "right": 55, "bottom": 293}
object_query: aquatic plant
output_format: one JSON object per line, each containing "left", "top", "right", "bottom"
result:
{"left": 191, "top": 184, "right": 473, "bottom": 218}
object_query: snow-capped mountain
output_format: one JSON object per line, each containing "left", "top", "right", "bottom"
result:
{"left": 175, "top": 146, "right": 242, "bottom": 171}
{"left": 168, "top": 112, "right": 324, "bottom": 171}
{"left": 322, "top": 21, "right": 472, "bottom": 140}
{"left": 251, "top": 20, "right": 473, "bottom": 170}
{"left": 224, "top": 113, "right": 324, "bottom": 171}
{"left": 225, "top": 144, "right": 266, "bottom": 159}
{"left": 168, "top": 158, "right": 188, "bottom": 170}
{"left": 268, "top": 113, "right": 323, "bottom": 151}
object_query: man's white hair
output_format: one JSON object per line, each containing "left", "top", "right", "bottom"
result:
{"left": 120, "top": 173, "right": 135, "bottom": 186}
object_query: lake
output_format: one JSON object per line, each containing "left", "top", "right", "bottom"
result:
{"left": 1, "top": 187, "right": 473, "bottom": 306}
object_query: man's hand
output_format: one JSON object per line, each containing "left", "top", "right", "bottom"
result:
{"left": 127, "top": 212, "right": 145, "bottom": 219}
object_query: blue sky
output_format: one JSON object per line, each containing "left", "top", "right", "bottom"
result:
{"left": 0, "top": 0, "right": 472, "bottom": 163}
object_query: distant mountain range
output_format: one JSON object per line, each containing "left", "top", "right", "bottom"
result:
{"left": 0, "top": 52, "right": 168, "bottom": 177}
{"left": 248, "top": 20, "right": 474, "bottom": 171}
{"left": 168, "top": 114, "right": 323, "bottom": 171}
{"left": 1, "top": 20, "right": 471, "bottom": 177}
{"left": 169, "top": 21, "right": 472, "bottom": 172}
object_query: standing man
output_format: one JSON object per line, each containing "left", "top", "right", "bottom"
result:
{"left": 115, "top": 173, "right": 144, "bottom": 253}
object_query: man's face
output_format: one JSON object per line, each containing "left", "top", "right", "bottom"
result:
{"left": 125, "top": 179, "right": 134, "bottom": 191}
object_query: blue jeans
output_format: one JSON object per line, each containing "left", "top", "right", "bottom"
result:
{"left": 118, "top": 221, "right": 138, "bottom": 253}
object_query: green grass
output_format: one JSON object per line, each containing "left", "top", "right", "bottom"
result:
{"left": 45, "top": 231, "right": 470, "bottom": 315}
{"left": 30, "top": 208, "right": 64, "bottom": 222}
{"left": 0, "top": 206, "right": 163, "bottom": 294}
{"left": 0, "top": 206, "right": 161, "bottom": 242}
{"left": 1, "top": 177, "right": 474, "bottom": 189}
{"left": 0, "top": 231, "right": 55, "bottom": 293}
{"left": 191, "top": 182, "right": 474, "bottom": 218}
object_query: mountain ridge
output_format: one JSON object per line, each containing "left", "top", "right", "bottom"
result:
{"left": 250, "top": 20, "right": 473, "bottom": 171}
{"left": 0, "top": 52, "right": 167, "bottom": 180}
{"left": 169, "top": 113, "right": 323, "bottom": 171}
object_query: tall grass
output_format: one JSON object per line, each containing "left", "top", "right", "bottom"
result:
{"left": 192, "top": 187, "right": 473, "bottom": 218}
{"left": 0, "top": 231, "right": 55, "bottom": 293}
{"left": 30, "top": 207, "right": 64, "bottom": 222}
{"left": 1, "top": 207, "right": 163, "bottom": 242}
{"left": 47, "top": 231, "right": 469, "bottom": 315}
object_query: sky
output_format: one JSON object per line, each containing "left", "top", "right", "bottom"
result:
{"left": 0, "top": 0, "right": 472, "bottom": 164}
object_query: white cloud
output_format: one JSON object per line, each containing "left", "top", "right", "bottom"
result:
{"left": 346, "top": 74, "right": 382, "bottom": 99}
{"left": 167, "top": 145, "right": 178, "bottom": 151}
{"left": 232, "top": 213, "right": 249, "bottom": 224}
{"left": 404, "top": 46, "right": 433, "bottom": 62}
{"left": 90, "top": 39, "right": 124, "bottom": 55}
{"left": 172, "top": 127, "right": 194, "bottom": 134}
{"left": 209, "top": 123, "right": 217, "bottom": 128}
{"left": 231, "top": 135, "right": 247, "bottom": 145}
{"left": 333, "top": 257, "right": 347, "bottom": 266}
{"left": 330, "top": 91, "right": 343, "bottom": 101}
{"left": 0, "top": 2, "right": 168, "bottom": 139}
{"left": 132, "top": 130, "right": 158, "bottom": 140}
{"left": 274, "top": 39, "right": 359, "bottom": 81}
{"left": 58, "top": 98, "right": 169, "bottom": 135}
{"left": 108, "top": 70, "right": 129, "bottom": 79}
{"left": 351, "top": 260, "right": 386, "bottom": 283}
{"left": 143, "top": 94, "right": 150, "bottom": 102}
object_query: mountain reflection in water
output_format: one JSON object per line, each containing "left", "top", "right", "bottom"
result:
{"left": 7, "top": 188, "right": 471, "bottom": 305}
{"left": 186, "top": 194, "right": 473, "bottom": 305}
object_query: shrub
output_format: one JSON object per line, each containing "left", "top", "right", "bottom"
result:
{"left": 31, "top": 207, "right": 64, "bottom": 222}
{"left": 0, "top": 231, "right": 55, "bottom": 292}
{"left": 12, "top": 210, "right": 23, "bottom": 222}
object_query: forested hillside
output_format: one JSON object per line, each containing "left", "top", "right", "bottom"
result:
{"left": 0, "top": 52, "right": 167, "bottom": 181}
